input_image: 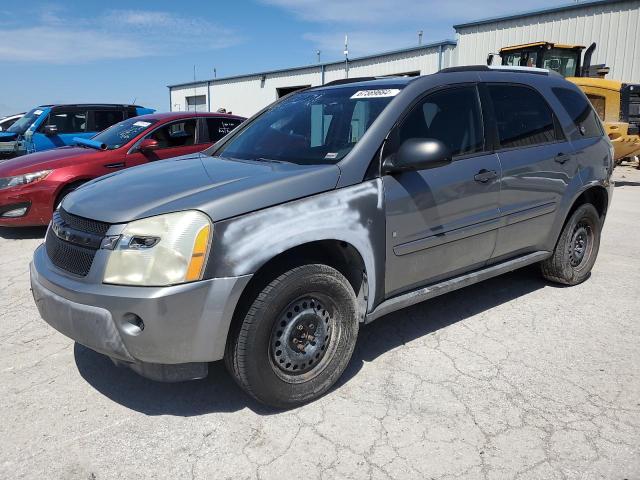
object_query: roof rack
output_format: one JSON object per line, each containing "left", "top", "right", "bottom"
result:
{"left": 439, "top": 65, "right": 551, "bottom": 76}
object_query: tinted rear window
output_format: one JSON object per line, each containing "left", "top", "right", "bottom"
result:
{"left": 488, "top": 84, "right": 559, "bottom": 149}
{"left": 205, "top": 118, "right": 242, "bottom": 143}
{"left": 553, "top": 87, "right": 603, "bottom": 139}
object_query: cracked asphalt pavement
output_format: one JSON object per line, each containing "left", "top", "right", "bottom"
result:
{"left": 1, "top": 166, "right": 640, "bottom": 480}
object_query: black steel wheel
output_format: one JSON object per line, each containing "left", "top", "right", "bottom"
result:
{"left": 225, "top": 264, "right": 359, "bottom": 408}
{"left": 541, "top": 203, "right": 601, "bottom": 285}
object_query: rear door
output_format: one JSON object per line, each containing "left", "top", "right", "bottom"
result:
{"left": 383, "top": 85, "right": 501, "bottom": 296}
{"left": 125, "top": 118, "right": 201, "bottom": 167}
{"left": 88, "top": 108, "right": 125, "bottom": 134}
{"left": 486, "top": 83, "right": 576, "bottom": 260}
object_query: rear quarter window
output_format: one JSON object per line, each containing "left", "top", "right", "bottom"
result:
{"left": 553, "top": 87, "right": 604, "bottom": 139}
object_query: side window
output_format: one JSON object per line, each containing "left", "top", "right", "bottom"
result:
{"left": 553, "top": 87, "right": 603, "bottom": 138}
{"left": 147, "top": 119, "right": 197, "bottom": 148}
{"left": 92, "top": 110, "right": 124, "bottom": 132}
{"left": 205, "top": 118, "right": 242, "bottom": 143}
{"left": 45, "top": 110, "right": 87, "bottom": 134}
{"left": 398, "top": 86, "right": 484, "bottom": 157}
{"left": 488, "top": 85, "right": 558, "bottom": 149}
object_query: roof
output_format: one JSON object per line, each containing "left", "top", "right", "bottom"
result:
{"left": 134, "top": 111, "right": 246, "bottom": 122}
{"left": 167, "top": 40, "right": 457, "bottom": 89}
{"left": 35, "top": 104, "right": 143, "bottom": 109}
{"left": 499, "top": 42, "right": 585, "bottom": 52}
{"left": 310, "top": 76, "right": 416, "bottom": 91}
{"left": 454, "top": 0, "right": 633, "bottom": 29}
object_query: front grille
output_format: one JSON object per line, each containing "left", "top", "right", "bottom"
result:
{"left": 59, "top": 208, "right": 110, "bottom": 236}
{"left": 45, "top": 229, "right": 97, "bottom": 276}
{"left": 45, "top": 209, "right": 110, "bottom": 276}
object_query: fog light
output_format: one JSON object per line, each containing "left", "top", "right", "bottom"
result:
{"left": 121, "top": 313, "right": 145, "bottom": 336}
{"left": 1, "top": 206, "right": 28, "bottom": 217}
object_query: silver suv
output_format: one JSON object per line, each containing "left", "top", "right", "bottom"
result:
{"left": 31, "top": 67, "right": 614, "bottom": 408}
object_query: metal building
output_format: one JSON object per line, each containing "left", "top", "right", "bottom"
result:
{"left": 455, "top": 0, "right": 640, "bottom": 83}
{"left": 168, "top": 41, "right": 456, "bottom": 117}
{"left": 168, "top": 0, "right": 639, "bottom": 117}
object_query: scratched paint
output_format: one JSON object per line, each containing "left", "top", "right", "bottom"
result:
{"left": 208, "top": 179, "right": 386, "bottom": 310}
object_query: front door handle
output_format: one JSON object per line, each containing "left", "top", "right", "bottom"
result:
{"left": 104, "top": 162, "right": 125, "bottom": 169}
{"left": 474, "top": 169, "right": 498, "bottom": 183}
{"left": 555, "top": 153, "right": 570, "bottom": 164}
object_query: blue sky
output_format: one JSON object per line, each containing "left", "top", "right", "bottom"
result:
{"left": 0, "top": 0, "right": 564, "bottom": 116}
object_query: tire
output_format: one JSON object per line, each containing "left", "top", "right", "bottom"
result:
{"left": 225, "top": 264, "right": 359, "bottom": 408}
{"left": 541, "top": 204, "right": 602, "bottom": 285}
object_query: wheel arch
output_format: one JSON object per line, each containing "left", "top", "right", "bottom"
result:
{"left": 52, "top": 177, "right": 93, "bottom": 211}
{"left": 231, "top": 239, "right": 370, "bottom": 323}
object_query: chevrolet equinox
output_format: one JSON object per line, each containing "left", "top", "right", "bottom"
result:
{"left": 31, "top": 67, "right": 614, "bottom": 408}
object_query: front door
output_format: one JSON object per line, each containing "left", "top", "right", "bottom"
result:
{"left": 33, "top": 107, "right": 90, "bottom": 152}
{"left": 383, "top": 85, "right": 501, "bottom": 297}
{"left": 125, "top": 118, "right": 202, "bottom": 168}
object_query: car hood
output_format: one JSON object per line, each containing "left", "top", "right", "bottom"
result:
{"left": 0, "top": 146, "right": 102, "bottom": 176}
{"left": 0, "top": 131, "right": 18, "bottom": 141}
{"left": 63, "top": 154, "right": 341, "bottom": 224}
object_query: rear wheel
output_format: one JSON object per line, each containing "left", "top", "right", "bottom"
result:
{"left": 541, "top": 204, "right": 601, "bottom": 285}
{"left": 225, "top": 264, "right": 359, "bottom": 408}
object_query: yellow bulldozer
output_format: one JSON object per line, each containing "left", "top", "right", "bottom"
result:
{"left": 488, "top": 42, "right": 640, "bottom": 166}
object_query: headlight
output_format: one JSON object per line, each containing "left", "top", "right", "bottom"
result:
{"left": 103, "top": 210, "right": 212, "bottom": 286}
{"left": 0, "top": 170, "right": 52, "bottom": 190}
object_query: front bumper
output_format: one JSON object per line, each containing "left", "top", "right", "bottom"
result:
{"left": 0, "top": 184, "right": 54, "bottom": 226}
{"left": 30, "top": 244, "right": 252, "bottom": 379}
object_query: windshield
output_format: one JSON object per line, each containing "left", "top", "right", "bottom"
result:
{"left": 218, "top": 85, "right": 403, "bottom": 165}
{"left": 7, "top": 108, "right": 44, "bottom": 135}
{"left": 91, "top": 117, "right": 158, "bottom": 150}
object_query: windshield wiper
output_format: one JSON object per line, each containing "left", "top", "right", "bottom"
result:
{"left": 256, "top": 157, "right": 293, "bottom": 164}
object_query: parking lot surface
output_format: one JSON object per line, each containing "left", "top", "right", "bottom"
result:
{"left": 1, "top": 166, "right": 639, "bottom": 480}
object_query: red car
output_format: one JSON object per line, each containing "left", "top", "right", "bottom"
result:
{"left": 0, "top": 112, "right": 244, "bottom": 227}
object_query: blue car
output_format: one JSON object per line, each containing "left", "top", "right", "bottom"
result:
{"left": 0, "top": 104, "right": 155, "bottom": 159}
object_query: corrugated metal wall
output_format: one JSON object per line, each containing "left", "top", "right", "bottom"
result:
{"left": 456, "top": 0, "right": 640, "bottom": 83}
{"left": 169, "top": 44, "right": 455, "bottom": 117}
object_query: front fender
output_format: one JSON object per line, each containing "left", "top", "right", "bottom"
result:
{"left": 205, "top": 179, "right": 386, "bottom": 311}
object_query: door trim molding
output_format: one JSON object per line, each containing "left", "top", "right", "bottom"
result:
{"left": 366, "top": 250, "right": 550, "bottom": 323}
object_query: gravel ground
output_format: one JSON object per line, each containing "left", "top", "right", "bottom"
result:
{"left": 1, "top": 166, "right": 639, "bottom": 480}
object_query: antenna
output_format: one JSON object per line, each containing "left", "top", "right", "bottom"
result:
{"left": 418, "top": 30, "right": 423, "bottom": 46}
{"left": 344, "top": 34, "right": 349, "bottom": 78}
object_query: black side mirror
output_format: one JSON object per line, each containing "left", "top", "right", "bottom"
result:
{"left": 486, "top": 53, "right": 494, "bottom": 66}
{"left": 383, "top": 138, "right": 451, "bottom": 174}
{"left": 43, "top": 125, "right": 58, "bottom": 136}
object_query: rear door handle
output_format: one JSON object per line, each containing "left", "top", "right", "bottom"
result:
{"left": 474, "top": 169, "right": 498, "bottom": 183}
{"left": 104, "top": 162, "right": 125, "bottom": 169}
{"left": 554, "top": 153, "right": 570, "bottom": 164}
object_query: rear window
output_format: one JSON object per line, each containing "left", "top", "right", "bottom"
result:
{"left": 553, "top": 87, "right": 603, "bottom": 139}
{"left": 488, "top": 84, "right": 559, "bottom": 149}
{"left": 205, "top": 117, "right": 243, "bottom": 143}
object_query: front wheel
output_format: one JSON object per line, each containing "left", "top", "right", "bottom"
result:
{"left": 225, "top": 264, "right": 359, "bottom": 408}
{"left": 541, "top": 204, "right": 602, "bottom": 285}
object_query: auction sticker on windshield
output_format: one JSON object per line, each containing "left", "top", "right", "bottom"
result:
{"left": 133, "top": 121, "right": 152, "bottom": 127}
{"left": 350, "top": 89, "right": 401, "bottom": 99}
